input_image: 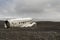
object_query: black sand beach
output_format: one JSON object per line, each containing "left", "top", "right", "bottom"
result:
{"left": 0, "top": 21, "right": 60, "bottom": 40}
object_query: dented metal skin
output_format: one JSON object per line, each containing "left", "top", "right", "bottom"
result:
{"left": 4, "top": 18, "right": 36, "bottom": 28}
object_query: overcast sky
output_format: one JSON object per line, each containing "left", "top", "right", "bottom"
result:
{"left": 0, "top": 0, "right": 60, "bottom": 21}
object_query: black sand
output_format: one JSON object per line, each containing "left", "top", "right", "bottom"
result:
{"left": 0, "top": 21, "right": 60, "bottom": 40}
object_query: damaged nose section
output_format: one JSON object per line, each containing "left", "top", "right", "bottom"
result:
{"left": 4, "top": 21, "right": 10, "bottom": 28}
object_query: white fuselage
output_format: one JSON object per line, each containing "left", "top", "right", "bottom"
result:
{"left": 4, "top": 18, "right": 36, "bottom": 28}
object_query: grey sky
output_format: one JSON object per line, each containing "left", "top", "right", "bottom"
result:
{"left": 0, "top": 0, "right": 60, "bottom": 21}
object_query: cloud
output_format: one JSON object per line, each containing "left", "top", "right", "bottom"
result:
{"left": 0, "top": 0, "right": 60, "bottom": 21}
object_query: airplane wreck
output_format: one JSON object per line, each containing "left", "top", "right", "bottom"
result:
{"left": 4, "top": 18, "right": 36, "bottom": 28}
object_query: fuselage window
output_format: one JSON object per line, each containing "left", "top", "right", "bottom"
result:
{"left": 12, "top": 22, "right": 14, "bottom": 24}
{"left": 20, "top": 22, "right": 25, "bottom": 24}
{"left": 12, "top": 22, "right": 16, "bottom": 25}
{"left": 22, "top": 22, "right": 24, "bottom": 24}
{"left": 19, "top": 22, "right": 20, "bottom": 24}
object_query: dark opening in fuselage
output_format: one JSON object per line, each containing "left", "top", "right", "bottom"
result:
{"left": 5, "top": 21, "right": 10, "bottom": 28}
